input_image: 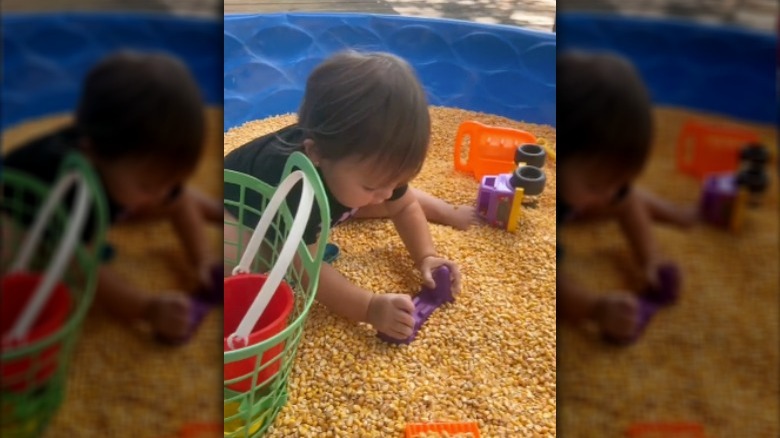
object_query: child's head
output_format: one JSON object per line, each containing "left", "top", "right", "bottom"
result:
{"left": 76, "top": 51, "right": 205, "bottom": 212}
{"left": 557, "top": 51, "right": 653, "bottom": 211}
{"left": 296, "top": 51, "right": 430, "bottom": 209}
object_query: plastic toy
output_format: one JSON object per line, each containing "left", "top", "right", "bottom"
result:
{"left": 603, "top": 263, "right": 681, "bottom": 346}
{"left": 454, "top": 120, "right": 538, "bottom": 180}
{"left": 736, "top": 142, "right": 770, "bottom": 206}
{"left": 324, "top": 243, "right": 340, "bottom": 263}
{"left": 223, "top": 153, "right": 331, "bottom": 436}
{"left": 223, "top": 400, "right": 264, "bottom": 436}
{"left": 476, "top": 145, "right": 547, "bottom": 232}
{"left": 1, "top": 156, "right": 108, "bottom": 437}
{"left": 378, "top": 266, "right": 454, "bottom": 345}
{"left": 2, "top": 169, "right": 93, "bottom": 392}
{"left": 700, "top": 173, "right": 748, "bottom": 232}
{"left": 155, "top": 264, "right": 224, "bottom": 346}
{"left": 406, "top": 421, "right": 481, "bottom": 437}
{"left": 676, "top": 118, "right": 761, "bottom": 180}
{"left": 698, "top": 142, "right": 770, "bottom": 232}
{"left": 626, "top": 421, "right": 705, "bottom": 437}
{"left": 224, "top": 165, "right": 318, "bottom": 398}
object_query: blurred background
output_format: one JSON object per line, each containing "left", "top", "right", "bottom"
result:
{"left": 556, "top": 1, "right": 777, "bottom": 437}
{"left": 223, "top": 0, "right": 556, "bottom": 31}
{"left": 3, "top": 0, "right": 221, "bottom": 16}
{"left": 559, "top": 0, "right": 775, "bottom": 31}
{"left": 1, "top": 2, "right": 223, "bottom": 437}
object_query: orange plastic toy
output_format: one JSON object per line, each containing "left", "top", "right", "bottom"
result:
{"left": 627, "top": 422, "right": 705, "bottom": 437}
{"left": 406, "top": 422, "right": 480, "bottom": 437}
{"left": 677, "top": 119, "right": 760, "bottom": 180}
{"left": 454, "top": 120, "right": 537, "bottom": 180}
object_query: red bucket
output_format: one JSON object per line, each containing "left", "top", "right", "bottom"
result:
{"left": 1, "top": 272, "right": 72, "bottom": 392}
{"left": 224, "top": 273, "right": 294, "bottom": 393}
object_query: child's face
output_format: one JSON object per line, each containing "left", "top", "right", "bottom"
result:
{"left": 318, "top": 155, "right": 411, "bottom": 209}
{"left": 559, "top": 159, "right": 637, "bottom": 212}
{"left": 95, "top": 156, "right": 189, "bottom": 214}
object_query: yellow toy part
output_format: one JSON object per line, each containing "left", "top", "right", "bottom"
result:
{"left": 729, "top": 186, "right": 748, "bottom": 233}
{"left": 535, "top": 137, "right": 556, "bottom": 162}
{"left": 224, "top": 401, "right": 263, "bottom": 436}
{"left": 506, "top": 187, "right": 524, "bottom": 232}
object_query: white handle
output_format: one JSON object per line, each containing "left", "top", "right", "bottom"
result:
{"left": 5, "top": 171, "right": 91, "bottom": 343}
{"left": 226, "top": 170, "right": 314, "bottom": 350}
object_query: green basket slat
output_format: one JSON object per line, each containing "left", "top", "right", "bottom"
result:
{"left": 223, "top": 152, "right": 330, "bottom": 437}
{"left": 1, "top": 152, "right": 107, "bottom": 436}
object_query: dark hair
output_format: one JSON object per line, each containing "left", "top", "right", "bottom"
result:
{"left": 557, "top": 51, "right": 653, "bottom": 174}
{"left": 295, "top": 50, "right": 431, "bottom": 183}
{"left": 76, "top": 51, "right": 205, "bottom": 171}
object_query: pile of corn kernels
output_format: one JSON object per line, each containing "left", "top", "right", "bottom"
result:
{"left": 224, "top": 107, "right": 557, "bottom": 437}
{"left": 558, "top": 107, "right": 778, "bottom": 437}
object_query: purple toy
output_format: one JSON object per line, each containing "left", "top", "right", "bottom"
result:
{"left": 476, "top": 173, "right": 520, "bottom": 230}
{"left": 700, "top": 173, "right": 745, "bottom": 231}
{"left": 603, "top": 263, "right": 681, "bottom": 346}
{"left": 157, "top": 264, "right": 224, "bottom": 346}
{"left": 378, "top": 266, "right": 455, "bottom": 345}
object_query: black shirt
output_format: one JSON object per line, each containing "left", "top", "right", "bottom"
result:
{"left": 224, "top": 124, "right": 408, "bottom": 245}
{"left": 3, "top": 127, "right": 124, "bottom": 226}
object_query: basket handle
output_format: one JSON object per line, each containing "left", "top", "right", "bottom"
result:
{"left": 5, "top": 171, "right": 91, "bottom": 343}
{"left": 226, "top": 170, "right": 314, "bottom": 350}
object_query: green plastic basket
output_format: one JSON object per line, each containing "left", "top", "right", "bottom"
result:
{"left": 0, "top": 153, "right": 107, "bottom": 437}
{"left": 223, "top": 152, "right": 330, "bottom": 437}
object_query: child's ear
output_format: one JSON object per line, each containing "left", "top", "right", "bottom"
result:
{"left": 302, "top": 139, "right": 322, "bottom": 166}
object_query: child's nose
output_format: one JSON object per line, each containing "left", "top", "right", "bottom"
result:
{"left": 374, "top": 188, "right": 393, "bottom": 203}
{"left": 580, "top": 193, "right": 609, "bottom": 210}
{"left": 140, "top": 190, "right": 169, "bottom": 208}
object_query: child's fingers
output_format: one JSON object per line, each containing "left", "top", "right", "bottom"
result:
{"left": 421, "top": 269, "right": 436, "bottom": 288}
{"left": 445, "top": 262, "right": 462, "bottom": 294}
{"left": 395, "top": 311, "right": 415, "bottom": 329}
{"left": 384, "top": 328, "right": 410, "bottom": 340}
{"left": 392, "top": 294, "right": 415, "bottom": 314}
{"left": 391, "top": 323, "right": 413, "bottom": 338}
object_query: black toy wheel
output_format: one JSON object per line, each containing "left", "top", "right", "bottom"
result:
{"left": 510, "top": 165, "right": 546, "bottom": 196}
{"left": 515, "top": 144, "right": 546, "bottom": 168}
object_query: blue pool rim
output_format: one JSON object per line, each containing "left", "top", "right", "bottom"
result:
{"left": 557, "top": 12, "right": 777, "bottom": 125}
{"left": 224, "top": 13, "right": 557, "bottom": 131}
{"left": 2, "top": 13, "right": 223, "bottom": 132}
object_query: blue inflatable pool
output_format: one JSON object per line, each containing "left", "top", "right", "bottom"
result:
{"left": 1, "top": 13, "right": 223, "bottom": 132}
{"left": 224, "top": 13, "right": 557, "bottom": 131}
{"left": 557, "top": 12, "right": 776, "bottom": 125}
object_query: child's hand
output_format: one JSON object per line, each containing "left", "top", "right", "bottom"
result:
{"left": 145, "top": 292, "right": 192, "bottom": 342}
{"left": 367, "top": 293, "right": 415, "bottom": 340}
{"left": 644, "top": 259, "right": 669, "bottom": 291}
{"left": 198, "top": 258, "right": 219, "bottom": 291}
{"left": 593, "top": 291, "right": 640, "bottom": 342}
{"left": 418, "top": 256, "right": 462, "bottom": 295}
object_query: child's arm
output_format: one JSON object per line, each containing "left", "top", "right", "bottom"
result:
{"left": 384, "top": 190, "right": 462, "bottom": 292}
{"left": 615, "top": 188, "right": 663, "bottom": 286}
{"left": 96, "top": 265, "right": 191, "bottom": 340}
{"left": 313, "top": 259, "right": 415, "bottom": 339}
{"left": 170, "top": 187, "right": 217, "bottom": 287}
